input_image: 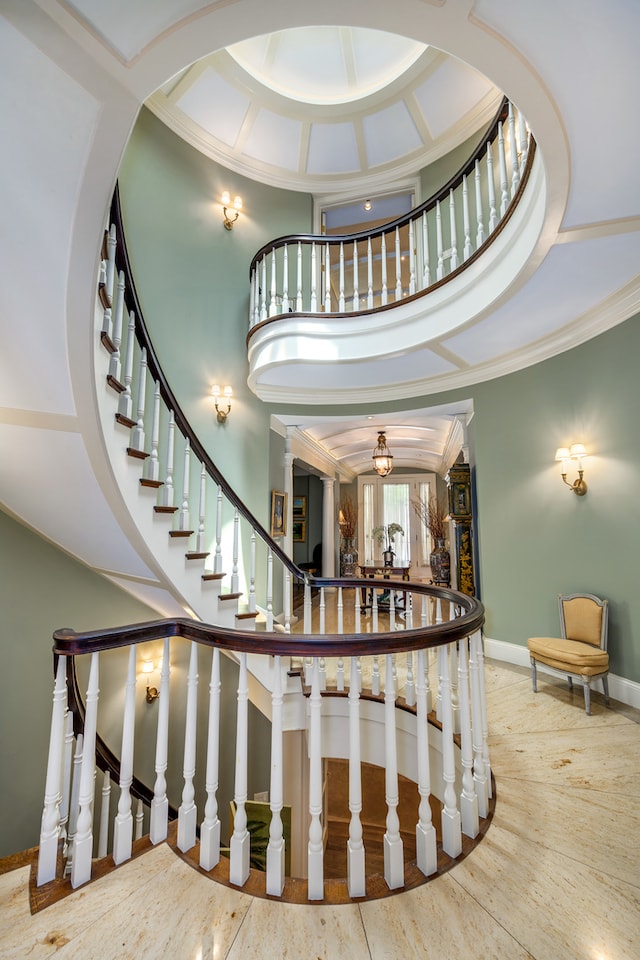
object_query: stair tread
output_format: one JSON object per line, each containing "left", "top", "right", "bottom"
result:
{"left": 154, "top": 505, "right": 178, "bottom": 514}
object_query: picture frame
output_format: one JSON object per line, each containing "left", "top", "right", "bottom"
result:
{"left": 292, "top": 520, "right": 306, "bottom": 543}
{"left": 270, "top": 490, "right": 287, "bottom": 538}
{"left": 292, "top": 495, "right": 306, "bottom": 519}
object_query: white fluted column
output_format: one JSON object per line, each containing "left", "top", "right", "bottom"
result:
{"left": 321, "top": 476, "right": 336, "bottom": 578}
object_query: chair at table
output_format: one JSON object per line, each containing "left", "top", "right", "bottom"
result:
{"left": 527, "top": 593, "right": 609, "bottom": 715}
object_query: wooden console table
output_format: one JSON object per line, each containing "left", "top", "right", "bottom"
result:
{"left": 358, "top": 564, "right": 411, "bottom": 613}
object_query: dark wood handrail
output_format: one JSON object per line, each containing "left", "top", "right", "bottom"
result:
{"left": 249, "top": 97, "right": 510, "bottom": 268}
{"left": 53, "top": 580, "right": 484, "bottom": 659}
{"left": 110, "top": 186, "right": 302, "bottom": 583}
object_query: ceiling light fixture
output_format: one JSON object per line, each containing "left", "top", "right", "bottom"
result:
{"left": 372, "top": 431, "right": 393, "bottom": 477}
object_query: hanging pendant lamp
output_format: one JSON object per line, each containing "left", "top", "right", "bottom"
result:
{"left": 372, "top": 431, "right": 394, "bottom": 477}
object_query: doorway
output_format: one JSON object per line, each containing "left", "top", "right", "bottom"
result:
{"left": 357, "top": 473, "right": 437, "bottom": 579}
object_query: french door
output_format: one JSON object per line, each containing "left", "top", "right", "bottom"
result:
{"left": 357, "top": 473, "right": 437, "bottom": 579}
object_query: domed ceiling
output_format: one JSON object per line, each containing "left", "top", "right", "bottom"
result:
{"left": 147, "top": 26, "right": 502, "bottom": 193}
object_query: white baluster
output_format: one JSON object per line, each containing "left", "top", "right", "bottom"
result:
{"left": 64, "top": 733, "right": 83, "bottom": 878}
{"left": 409, "top": 219, "right": 416, "bottom": 295}
{"left": 230, "top": 652, "right": 250, "bottom": 886}
{"left": 405, "top": 651, "right": 416, "bottom": 707}
{"left": 37, "top": 657, "right": 68, "bottom": 885}
{"left": 266, "top": 655, "right": 285, "bottom": 895}
{"left": 178, "top": 438, "right": 190, "bottom": 532}
{"left": 394, "top": 227, "right": 402, "bottom": 300}
{"left": 284, "top": 571, "right": 291, "bottom": 634}
{"left": 337, "top": 585, "right": 344, "bottom": 634}
{"left": 97, "top": 770, "right": 111, "bottom": 859}
{"left": 101, "top": 223, "right": 116, "bottom": 339}
{"left": 372, "top": 587, "right": 379, "bottom": 633}
{"left": 113, "top": 646, "right": 137, "bottom": 864}
{"left": 436, "top": 201, "right": 445, "bottom": 280}
{"left": 338, "top": 241, "right": 345, "bottom": 312}
{"left": 117, "top": 310, "right": 135, "bottom": 422}
{"left": 458, "top": 636, "right": 479, "bottom": 838}
{"left": 469, "top": 629, "right": 489, "bottom": 817}
{"left": 508, "top": 101, "right": 520, "bottom": 196}
{"left": 371, "top": 655, "right": 380, "bottom": 697}
{"left": 269, "top": 247, "right": 277, "bottom": 316}
{"left": 130, "top": 347, "right": 147, "bottom": 452}
{"left": 177, "top": 642, "right": 198, "bottom": 852}
{"left": 449, "top": 189, "right": 459, "bottom": 271}
{"left": 415, "top": 648, "right": 437, "bottom": 875}
{"left": 487, "top": 140, "right": 498, "bottom": 232}
{"left": 266, "top": 549, "right": 274, "bottom": 631}
{"left": 474, "top": 160, "right": 486, "bottom": 249}
{"left": 195, "top": 464, "right": 207, "bottom": 553}
{"left": 383, "top": 653, "right": 404, "bottom": 889}
{"left": 462, "top": 175, "right": 472, "bottom": 261}
{"left": 319, "top": 586, "right": 326, "bottom": 635}
{"left": 439, "top": 644, "right": 462, "bottom": 858}
{"left": 71, "top": 652, "right": 99, "bottom": 888}
{"left": 476, "top": 631, "right": 492, "bottom": 798}
{"left": 296, "top": 241, "right": 303, "bottom": 311}
{"left": 59, "top": 709, "right": 74, "bottom": 857}
{"left": 310, "top": 241, "right": 317, "bottom": 312}
{"left": 518, "top": 107, "right": 529, "bottom": 171}
{"left": 259, "top": 256, "right": 267, "bottom": 322}
{"left": 389, "top": 591, "right": 396, "bottom": 631}
{"left": 497, "top": 121, "right": 509, "bottom": 216}
{"left": 303, "top": 582, "right": 312, "bottom": 633}
{"left": 150, "top": 637, "right": 171, "bottom": 843}
{"left": 214, "top": 484, "right": 223, "bottom": 573}
{"left": 381, "top": 232, "right": 388, "bottom": 305}
{"left": 249, "top": 267, "right": 257, "bottom": 328}
{"left": 324, "top": 243, "right": 331, "bottom": 312}
{"left": 160, "top": 412, "right": 175, "bottom": 508}
{"left": 200, "top": 648, "right": 221, "bottom": 870}
{"left": 144, "top": 382, "right": 161, "bottom": 482}
{"left": 134, "top": 799, "right": 144, "bottom": 840}
{"left": 107, "top": 271, "right": 125, "bottom": 383}
{"left": 367, "top": 237, "right": 374, "bottom": 308}
{"left": 347, "top": 656, "right": 365, "bottom": 897}
{"left": 282, "top": 243, "right": 290, "bottom": 313}
{"left": 450, "top": 643, "right": 460, "bottom": 734}
{"left": 352, "top": 240, "right": 359, "bottom": 310}
{"left": 231, "top": 507, "right": 239, "bottom": 593}
{"left": 307, "top": 657, "right": 324, "bottom": 900}
{"left": 248, "top": 529, "right": 256, "bottom": 613}
{"left": 354, "top": 586, "right": 361, "bottom": 635}
{"left": 422, "top": 211, "right": 430, "bottom": 289}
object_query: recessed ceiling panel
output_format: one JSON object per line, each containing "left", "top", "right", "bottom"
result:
{"left": 363, "top": 101, "right": 423, "bottom": 167}
{"left": 413, "top": 58, "right": 495, "bottom": 139}
{"left": 176, "top": 69, "right": 250, "bottom": 146}
{"left": 307, "top": 122, "right": 360, "bottom": 174}
{"left": 243, "top": 109, "right": 302, "bottom": 170}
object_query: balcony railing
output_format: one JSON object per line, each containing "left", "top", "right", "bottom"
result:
{"left": 247, "top": 99, "right": 532, "bottom": 336}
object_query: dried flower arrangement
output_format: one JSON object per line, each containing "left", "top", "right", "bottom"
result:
{"left": 339, "top": 496, "right": 357, "bottom": 539}
{"left": 413, "top": 495, "right": 448, "bottom": 542}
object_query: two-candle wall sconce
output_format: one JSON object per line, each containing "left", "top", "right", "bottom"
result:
{"left": 555, "top": 443, "right": 588, "bottom": 496}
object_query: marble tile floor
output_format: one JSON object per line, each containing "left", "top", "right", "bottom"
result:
{"left": 1, "top": 660, "right": 638, "bottom": 959}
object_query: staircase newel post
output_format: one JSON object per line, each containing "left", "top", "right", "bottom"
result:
{"left": 415, "top": 648, "right": 437, "bottom": 876}
{"left": 458, "top": 635, "right": 479, "bottom": 839}
{"left": 347, "top": 656, "right": 365, "bottom": 897}
{"left": 150, "top": 637, "right": 171, "bottom": 843}
{"left": 71, "top": 652, "right": 100, "bottom": 888}
{"left": 266, "top": 654, "right": 285, "bottom": 896}
{"left": 439, "top": 642, "right": 462, "bottom": 858}
{"left": 383, "top": 652, "right": 404, "bottom": 889}
{"left": 200, "top": 648, "right": 221, "bottom": 870}
{"left": 37, "top": 656, "right": 68, "bottom": 886}
{"left": 307, "top": 657, "right": 324, "bottom": 900}
{"left": 230, "top": 652, "right": 250, "bottom": 886}
{"left": 113, "top": 645, "right": 137, "bottom": 864}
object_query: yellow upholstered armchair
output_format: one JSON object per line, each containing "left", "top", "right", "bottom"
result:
{"left": 527, "top": 593, "right": 609, "bottom": 715}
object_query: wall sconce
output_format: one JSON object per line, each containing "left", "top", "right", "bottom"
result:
{"left": 221, "top": 191, "right": 242, "bottom": 230}
{"left": 141, "top": 660, "right": 159, "bottom": 703}
{"left": 555, "top": 442, "right": 588, "bottom": 496}
{"left": 372, "top": 431, "right": 394, "bottom": 477}
{"left": 212, "top": 384, "right": 232, "bottom": 423}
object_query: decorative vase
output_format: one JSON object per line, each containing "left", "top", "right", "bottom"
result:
{"left": 383, "top": 548, "right": 395, "bottom": 567}
{"left": 341, "top": 537, "right": 358, "bottom": 577}
{"left": 429, "top": 538, "right": 450, "bottom": 586}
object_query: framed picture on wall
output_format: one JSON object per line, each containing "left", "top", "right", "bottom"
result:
{"left": 292, "top": 520, "right": 306, "bottom": 543}
{"left": 270, "top": 490, "right": 287, "bottom": 538}
{"left": 292, "top": 495, "right": 306, "bottom": 519}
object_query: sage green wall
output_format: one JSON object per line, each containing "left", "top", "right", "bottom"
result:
{"left": 118, "top": 108, "right": 313, "bottom": 529}
{"left": 0, "top": 508, "right": 159, "bottom": 858}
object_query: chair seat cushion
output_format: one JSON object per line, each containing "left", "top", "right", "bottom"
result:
{"left": 527, "top": 636, "right": 609, "bottom": 677}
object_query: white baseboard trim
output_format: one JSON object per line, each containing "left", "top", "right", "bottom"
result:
{"left": 484, "top": 636, "right": 640, "bottom": 711}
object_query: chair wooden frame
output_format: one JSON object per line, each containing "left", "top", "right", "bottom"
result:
{"left": 528, "top": 593, "right": 609, "bottom": 715}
